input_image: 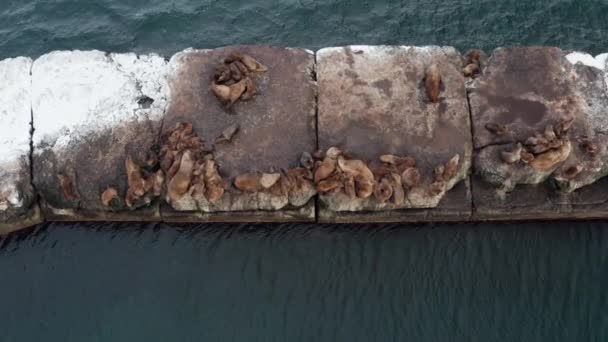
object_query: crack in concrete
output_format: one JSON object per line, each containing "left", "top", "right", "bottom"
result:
{"left": 27, "top": 60, "right": 42, "bottom": 220}
{"left": 311, "top": 51, "right": 320, "bottom": 223}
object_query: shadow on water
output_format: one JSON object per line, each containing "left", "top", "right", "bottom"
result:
{"left": 0, "top": 221, "right": 607, "bottom": 341}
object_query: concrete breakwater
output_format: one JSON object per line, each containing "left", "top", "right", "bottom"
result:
{"left": 0, "top": 45, "right": 607, "bottom": 234}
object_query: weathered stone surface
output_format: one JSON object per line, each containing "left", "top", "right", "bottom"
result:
{"left": 161, "top": 46, "right": 316, "bottom": 221}
{"left": 316, "top": 46, "right": 472, "bottom": 222}
{"left": 32, "top": 50, "right": 169, "bottom": 220}
{"left": 469, "top": 47, "right": 608, "bottom": 219}
{"left": 0, "top": 57, "right": 41, "bottom": 234}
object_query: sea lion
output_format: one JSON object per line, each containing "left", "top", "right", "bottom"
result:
{"left": 555, "top": 116, "right": 575, "bottom": 136}
{"left": 125, "top": 164, "right": 143, "bottom": 207}
{"left": 203, "top": 160, "right": 224, "bottom": 203}
{"left": 241, "top": 54, "right": 268, "bottom": 72}
{"left": 354, "top": 174, "right": 374, "bottom": 199}
{"left": 433, "top": 165, "right": 445, "bottom": 182}
{"left": 229, "top": 63, "right": 242, "bottom": 81}
{"left": 379, "top": 155, "right": 416, "bottom": 171}
{"left": 428, "top": 181, "right": 445, "bottom": 196}
{"left": 234, "top": 60, "right": 249, "bottom": 75}
{"left": 442, "top": 154, "right": 460, "bottom": 181}
{"left": 374, "top": 178, "right": 393, "bottom": 203}
{"left": 215, "top": 123, "right": 240, "bottom": 144}
{"left": 462, "top": 63, "right": 479, "bottom": 77}
{"left": 401, "top": 167, "right": 421, "bottom": 188}
{"left": 239, "top": 77, "right": 257, "bottom": 101}
{"left": 530, "top": 141, "right": 572, "bottom": 172}
{"left": 260, "top": 173, "right": 281, "bottom": 189}
{"left": 210, "top": 83, "right": 231, "bottom": 103}
{"left": 316, "top": 174, "right": 343, "bottom": 193}
{"left": 167, "top": 150, "right": 194, "bottom": 203}
{"left": 544, "top": 124, "right": 557, "bottom": 141}
{"left": 424, "top": 63, "right": 441, "bottom": 103}
{"left": 337, "top": 157, "right": 375, "bottom": 199}
{"left": 388, "top": 174, "right": 405, "bottom": 205}
{"left": 57, "top": 174, "right": 78, "bottom": 201}
{"left": 101, "top": 187, "right": 119, "bottom": 207}
{"left": 500, "top": 143, "right": 522, "bottom": 164}
{"left": 468, "top": 50, "right": 482, "bottom": 64}
{"left": 580, "top": 138, "right": 598, "bottom": 156}
{"left": 343, "top": 176, "right": 356, "bottom": 198}
{"left": 214, "top": 64, "right": 232, "bottom": 83}
{"left": 234, "top": 173, "right": 262, "bottom": 193}
{"left": 520, "top": 150, "right": 535, "bottom": 164}
{"left": 300, "top": 152, "right": 314, "bottom": 169}
{"left": 228, "top": 79, "right": 248, "bottom": 104}
{"left": 562, "top": 164, "right": 583, "bottom": 179}
{"left": 485, "top": 123, "right": 509, "bottom": 136}
{"left": 314, "top": 157, "right": 337, "bottom": 183}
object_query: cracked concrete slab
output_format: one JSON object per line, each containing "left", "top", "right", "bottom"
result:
{"left": 469, "top": 47, "right": 608, "bottom": 220}
{"left": 31, "top": 50, "right": 169, "bottom": 220}
{"left": 160, "top": 46, "right": 317, "bottom": 222}
{"left": 316, "top": 45, "right": 472, "bottom": 222}
{"left": 0, "top": 57, "right": 41, "bottom": 234}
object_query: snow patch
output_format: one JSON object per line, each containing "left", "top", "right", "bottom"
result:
{"left": 317, "top": 45, "right": 452, "bottom": 62}
{"left": 0, "top": 56, "right": 32, "bottom": 209}
{"left": 566, "top": 52, "right": 605, "bottom": 70}
{"left": 32, "top": 50, "right": 169, "bottom": 150}
{"left": 0, "top": 57, "right": 32, "bottom": 165}
{"left": 596, "top": 53, "right": 608, "bottom": 71}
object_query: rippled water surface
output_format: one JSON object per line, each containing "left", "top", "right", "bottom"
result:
{"left": 1, "top": 222, "right": 607, "bottom": 341}
{"left": 1, "top": 0, "right": 608, "bottom": 59}
{"left": 2, "top": 0, "right": 608, "bottom": 340}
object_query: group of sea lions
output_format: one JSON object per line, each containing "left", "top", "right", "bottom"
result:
{"left": 210, "top": 53, "right": 267, "bottom": 105}
{"left": 493, "top": 116, "right": 575, "bottom": 173}
{"left": 462, "top": 50, "right": 483, "bottom": 77}
{"left": 314, "top": 147, "right": 461, "bottom": 204}
{"left": 423, "top": 49, "right": 484, "bottom": 103}
{"left": 102, "top": 122, "right": 316, "bottom": 209}
{"left": 97, "top": 49, "right": 489, "bottom": 209}
{"left": 159, "top": 122, "right": 225, "bottom": 206}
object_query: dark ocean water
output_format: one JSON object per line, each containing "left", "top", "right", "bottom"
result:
{"left": 1, "top": 0, "right": 608, "bottom": 59}
{"left": 2, "top": 0, "right": 608, "bottom": 341}
{"left": 1, "top": 222, "right": 608, "bottom": 341}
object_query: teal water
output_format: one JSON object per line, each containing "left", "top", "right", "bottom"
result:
{"left": 2, "top": 0, "right": 608, "bottom": 341}
{"left": 1, "top": 222, "right": 608, "bottom": 341}
{"left": 1, "top": 0, "right": 607, "bottom": 59}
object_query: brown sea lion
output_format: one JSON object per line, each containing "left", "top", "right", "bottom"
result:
{"left": 500, "top": 144, "right": 523, "bottom": 164}
{"left": 462, "top": 63, "right": 479, "bottom": 77}
{"left": 424, "top": 63, "right": 441, "bottom": 103}
{"left": 101, "top": 187, "right": 119, "bottom": 207}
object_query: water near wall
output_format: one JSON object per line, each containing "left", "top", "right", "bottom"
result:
{"left": 2, "top": 0, "right": 608, "bottom": 341}
{"left": 2, "top": 221, "right": 608, "bottom": 341}
{"left": 1, "top": 0, "right": 608, "bottom": 59}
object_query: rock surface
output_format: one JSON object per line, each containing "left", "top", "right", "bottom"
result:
{"left": 161, "top": 46, "right": 316, "bottom": 221}
{"left": 316, "top": 46, "right": 472, "bottom": 222}
{"left": 0, "top": 57, "right": 41, "bottom": 233}
{"left": 469, "top": 47, "right": 608, "bottom": 219}
{"left": 32, "top": 50, "right": 169, "bottom": 219}
{"left": 4, "top": 45, "right": 608, "bottom": 231}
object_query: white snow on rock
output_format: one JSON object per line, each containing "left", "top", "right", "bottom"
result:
{"left": 316, "top": 45, "right": 453, "bottom": 61}
{"left": 0, "top": 57, "right": 33, "bottom": 210}
{"left": 596, "top": 53, "right": 608, "bottom": 89}
{"left": 566, "top": 51, "right": 606, "bottom": 70}
{"left": 32, "top": 50, "right": 169, "bottom": 151}
{"left": 596, "top": 53, "right": 608, "bottom": 70}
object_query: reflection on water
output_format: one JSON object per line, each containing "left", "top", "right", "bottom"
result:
{"left": 1, "top": 221, "right": 606, "bottom": 341}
